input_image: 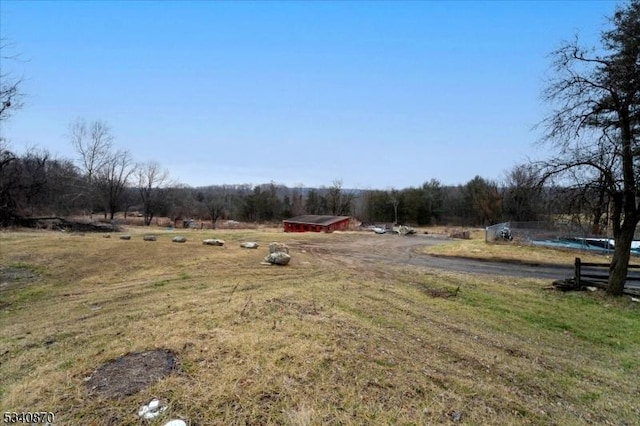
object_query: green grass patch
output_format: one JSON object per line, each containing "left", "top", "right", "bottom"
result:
{"left": 3, "top": 286, "right": 49, "bottom": 306}
{"left": 152, "top": 279, "right": 170, "bottom": 287}
{"left": 7, "top": 262, "right": 38, "bottom": 270}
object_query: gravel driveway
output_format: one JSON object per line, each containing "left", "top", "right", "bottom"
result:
{"left": 290, "top": 232, "right": 573, "bottom": 280}
{"left": 290, "top": 232, "right": 640, "bottom": 295}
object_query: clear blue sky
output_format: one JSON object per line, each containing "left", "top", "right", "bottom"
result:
{"left": 0, "top": 0, "right": 617, "bottom": 189}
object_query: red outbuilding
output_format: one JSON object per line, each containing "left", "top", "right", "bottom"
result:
{"left": 283, "top": 215, "right": 350, "bottom": 233}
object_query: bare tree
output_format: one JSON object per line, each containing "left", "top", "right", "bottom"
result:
{"left": 0, "top": 142, "right": 20, "bottom": 224}
{"left": 69, "top": 119, "right": 113, "bottom": 216}
{"left": 206, "top": 197, "right": 225, "bottom": 228}
{"left": 325, "top": 180, "right": 355, "bottom": 216}
{"left": 120, "top": 187, "right": 137, "bottom": 219}
{"left": 203, "top": 186, "right": 229, "bottom": 228}
{"left": 0, "top": 143, "right": 52, "bottom": 224}
{"left": 70, "top": 119, "right": 113, "bottom": 181}
{"left": 43, "top": 156, "right": 84, "bottom": 216}
{"left": 0, "top": 40, "right": 25, "bottom": 223}
{"left": 503, "top": 164, "right": 543, "bottom": 222}
{"left": 0, "top": 39, "right": 24, "bottom": 123}
{"left": 18, "top": 147, "right": 50, "bottom": 216}
{"left": 540, "top": 0, "right": 640, "bottom": 295}
{"left": 95, "top": 150, "right": 135, "bottom": 220}
{"left": 137, "top": 161, "right": 169, "bottom": 226}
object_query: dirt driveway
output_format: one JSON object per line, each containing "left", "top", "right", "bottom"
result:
{"left": 289, "top": 232, "right": 573, "bottom": 281}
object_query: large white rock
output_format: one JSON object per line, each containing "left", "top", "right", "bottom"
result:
{"left": 264, "top": 251, "right": 291, "bottom": 265}
{"left": 240, "top": 242, "right": 259, "bottom": 249}
{"left": 269, "top": 242, "right": 289, "bottom": 254}
{"left": 143, "top": 235, "right": 157, "bottom": 241}
{"left": 203, "top": 239, "right": 225, "bottom": 246}
{"left": 172, "top": 236, "right": 187, "bottom": 243}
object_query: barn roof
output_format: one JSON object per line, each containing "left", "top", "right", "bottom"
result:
{"left": 283, "top": 215, "right": 350, "bottom": 226}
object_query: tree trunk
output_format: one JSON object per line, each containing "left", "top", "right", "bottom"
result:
{"left": 608, "top": 219, "right": 636, "bottom": 295}
{"left": 591, "top": 207, "right": 604, "bottom": 236}
{"left": 393, "top": 203, "right": 398, "bottom": 225}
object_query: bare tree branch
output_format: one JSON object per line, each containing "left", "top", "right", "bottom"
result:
{"left": 0, "top": 38, "right": 26, "bottom": 122}
{"left": 539, "top": 0, "right": 640, "bottom": 295}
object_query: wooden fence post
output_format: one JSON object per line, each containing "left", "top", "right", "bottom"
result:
{"left": 574, "top": 257, "right": 581, "bottom": 289}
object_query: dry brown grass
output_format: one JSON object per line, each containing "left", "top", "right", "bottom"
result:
{"left": 420, "top": 228, "right": 640, "bottom": 266}
{"left": 1, "top": 228, "right": 639, "bottom": 425}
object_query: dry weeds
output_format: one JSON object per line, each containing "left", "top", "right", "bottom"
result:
{"left": 0, "top": 228, "right": 639, "bottom": 425}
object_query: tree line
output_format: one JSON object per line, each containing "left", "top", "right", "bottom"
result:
{"left": 0, "top": 118, "right": 169, "bottom": 227}
{"left": 0, "top": 135, "right": 611, "bottom": 233}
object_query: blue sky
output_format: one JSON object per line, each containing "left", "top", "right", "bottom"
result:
{"left": 0, "top": 1, "right": 616, "bottom": 189}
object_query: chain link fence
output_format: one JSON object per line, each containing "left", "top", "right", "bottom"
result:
{"left": 486, "top": 220, "right": 640, "bottom": 256}
{"left": 485, "top": 221, "right": 615, "bottom": 243}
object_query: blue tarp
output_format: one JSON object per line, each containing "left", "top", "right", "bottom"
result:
{"left": 529, "top": 238, "right": 640, "bottom": 256}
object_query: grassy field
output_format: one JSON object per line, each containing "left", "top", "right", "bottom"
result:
{"left": 422, "top": 228, "right": 640, "bottom": 266}
{"left": 1, "top": 228, "right": 639, "bottom": 425}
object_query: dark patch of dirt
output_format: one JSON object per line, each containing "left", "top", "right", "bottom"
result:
{"left": 423, "top": 287, "right": 459, "bottom": 299}
{"left": 84, "top": 349, "right": 177, "bottom": 399}
{"left": 12, "top": 216, "right": 117, "bottom": 233}
{"left": 0, "top": 266, "right": 40, "bottom": 291}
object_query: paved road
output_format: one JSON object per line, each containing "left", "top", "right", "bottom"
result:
{"left": 381, "top": 234, "right": 640, "bottom": 294}
{"left": 406, "top": 251, "right": 573, "bottom": 280}
{"left": 292, "top": 233, "right": 640, "bottom": 294}
{"left": 366, "top": 233, "right": 574, "bottom": 280}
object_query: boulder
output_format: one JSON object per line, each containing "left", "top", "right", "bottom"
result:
{"left": 268, "top": 242, "right": 289, "bottom": 254}
{"left": 120, "top": 235, "right": 131, "bottom": 240}
{"left": 203, "top": 239, "right": 225, "bottom": 246}
{"left": 395, "top": 225, "right": 416, "bottom": 236}
{"left": 143, "top": 235, "right": 157, "bottom": 241}
{"left": 240, "top": 242, "right": 259, "bottom": 249}
{"left": 264, "top": 251, "right": 291, "bottom": 266}
{"left": 172, "top": 236, "right": 187, "bottom": 243}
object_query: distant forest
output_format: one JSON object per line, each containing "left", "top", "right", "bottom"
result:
{"left": 0, "top": 143, "right": 610, "bottom": 234}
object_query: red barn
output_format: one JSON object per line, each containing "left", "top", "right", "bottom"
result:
{"left": 283, "top": 215, "right": 350, "bottom": 233}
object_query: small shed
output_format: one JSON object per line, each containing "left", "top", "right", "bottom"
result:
{"left": 283, "top": 215, "right": 350, "bottom": 233}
